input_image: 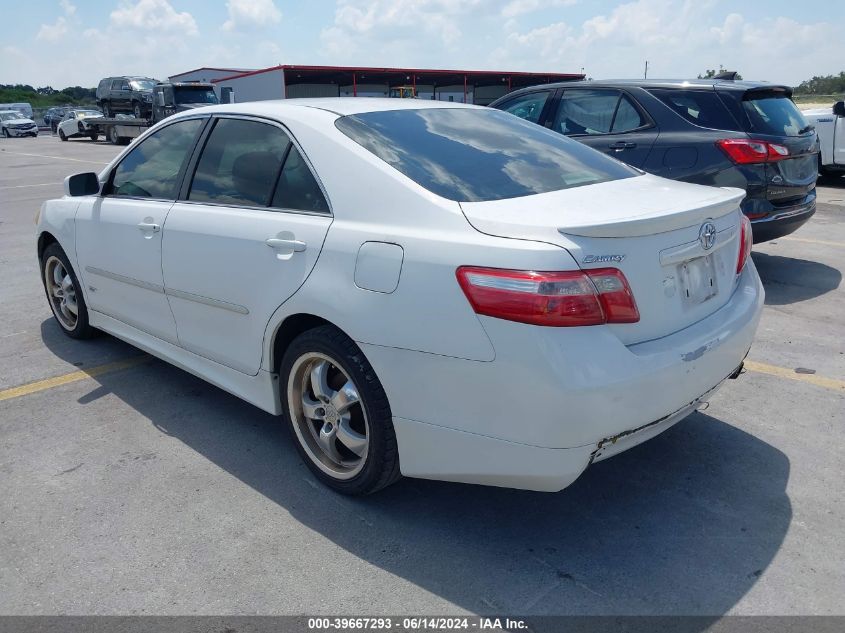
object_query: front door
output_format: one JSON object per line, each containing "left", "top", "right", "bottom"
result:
{"left": 162, "top": 116, "right": 332, "bottom": 375}
{"left": 75, "top": 117, "right": 205, "bottom": 343}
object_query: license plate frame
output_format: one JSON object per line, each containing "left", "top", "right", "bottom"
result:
{"left": 680, "top": 254, "right": 718, "bottom": 305}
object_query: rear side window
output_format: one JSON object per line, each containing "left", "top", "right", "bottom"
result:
{"left": 110, "top": 118, "right": 203, "bottom": 199}
{"left": 497, "top": 91, "right": 550, "bottom": 124}
{"left": 335, "top": 108, "right": 638, "bottom": 202}
{"left": 271, "top": 146, "right": 330, "bottom": 213}
{"left": 648, "top": 89, "right": 741, "bottom": 131}
{"left": 189, "top": 118, "right": 290, "bottom": 207}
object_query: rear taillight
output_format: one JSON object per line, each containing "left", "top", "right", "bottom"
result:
{"left": 456, "top": 266, "right": 639, "bottom": 327}
{"left": 737, "top": 215, "right": 753, "bottom": 274}
{"left": 716, "top": 138, "right": 790, "bottom": 164}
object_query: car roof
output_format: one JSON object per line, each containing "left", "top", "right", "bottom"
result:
{"left": 175, "top": 98, "right": 482, "bottom": 119}
{"left": 508, "top": 78, "right": 790, "bottom": 94}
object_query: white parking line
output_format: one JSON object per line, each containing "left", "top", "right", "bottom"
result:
{"left": 0, "top": 150, "right": 107, "bottom": 165}
{"left": 0, "top": 182, "right": 60, "bottom": 190}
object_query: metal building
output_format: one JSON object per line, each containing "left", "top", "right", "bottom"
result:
{"left": 169, "top": 64, "right": 584, "bottom": 105}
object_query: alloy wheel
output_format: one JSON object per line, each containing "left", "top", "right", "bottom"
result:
{"left": 43, "top": 255, "right": 78, "bottom": 331}
{"left": 287, "top": 352, "right": 369, "bottom": 480}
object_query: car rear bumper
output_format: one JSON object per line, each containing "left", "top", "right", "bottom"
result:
{"left": 742, "top": 190, "right": 816, "bottom": 243}
{"left": 363, "top": 262, "right": 764, "bottom": 491}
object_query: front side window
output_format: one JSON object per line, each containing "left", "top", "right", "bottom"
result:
{"left": 553, "top": 89, "right": 621, "bottom": 135}
{"left": 189, "top": 118, "right": 290, "bottom": 207}
{"left": 497, "top": 91, "right": 550, "bottom": 124}
{"left": 110, "top": 118, "right": 203, "bottom": 199}
{"left": 335, "top": 107, "right": 638, "bottom": 202}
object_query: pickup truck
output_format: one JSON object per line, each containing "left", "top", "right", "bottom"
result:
{"left": 87, "top": 81, "right": 218, "bottom": 144}
{"left": 803, "top": 100, "right": 845, "bottom": 175}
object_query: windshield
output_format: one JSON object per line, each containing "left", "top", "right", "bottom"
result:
{"left": 335, "top": 108, "right": 638, "bottom": 202}
{"left": 77, "top": 110, "right": 101, "bottom": 118}
{"left": 174, "top": 88, "right": 219, "bottom": 105}
{"left": 0, "top": 112, "right": 23, "bottom": 121}
{"left": 130, "top": 79, "right": 157, "bottom": 91}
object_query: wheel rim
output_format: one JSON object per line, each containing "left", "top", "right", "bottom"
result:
{"left": 287, "top": 352, "right": 369, "bottom": 480}
{"left": 44, "top": 256, "right": 78, "bottom": 331}
{"left": 134, "top": 104, "right": 141, "bottom": 118}
{"left": 109, "top": 127, "right": 118, "bottom": 143}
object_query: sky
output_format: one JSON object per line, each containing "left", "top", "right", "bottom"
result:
{"left": 2, "top": 0, "right": 843, "bottom": 89}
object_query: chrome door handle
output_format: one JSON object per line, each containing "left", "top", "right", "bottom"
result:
{"left": 265, "top": 237, "right": 306, "bottom": 252}
{"left": 137, "top": 221, "right": 160, "bottom": 232}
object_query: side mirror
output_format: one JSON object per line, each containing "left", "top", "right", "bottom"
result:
{"left": 833, "top": 101, "right": 845, "bottom": 117}
{"left": 155, "top": 91, "right": 165, "bottom": 107}
{"left": 64, "top": 172, "right": 100, "bottom": 197}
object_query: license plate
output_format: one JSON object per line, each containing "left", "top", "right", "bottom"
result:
{"left": 680, "top": 255, "right": 717, "bottom": 305}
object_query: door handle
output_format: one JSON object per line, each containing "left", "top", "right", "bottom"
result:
{"left": 265, "top": 237, "right": 306, "bottom": 252}
{"left": 609, "top": 141, "right": 637, "bottom": 150}
{"left": 137, "top": 221, "right": 160, "bottom": 232}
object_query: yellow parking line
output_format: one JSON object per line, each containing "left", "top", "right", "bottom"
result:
{"left": 0, "top": 356, "right": 151, "bottom": 403}
{"left": 780, "top": 236, "right": 845, "bottom": 248}
{"left": 745, "top": 360, "right": 845, "bottom": 392}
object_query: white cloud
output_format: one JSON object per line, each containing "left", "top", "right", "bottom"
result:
{"left": 59, "top": 0, "right": 76, "bottom": 16}
{"left": 37, "top": 17, "right": 69, "bottom": 41}
{"left": 222, "top": 0, "right": 283, "bottom": 32}
{"left": 110, "top": 0, "right": 198, "bottom": 35}
{"left": 501, "top": 0, "right": 577, "bottom": 18}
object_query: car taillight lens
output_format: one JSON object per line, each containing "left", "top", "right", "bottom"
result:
{"left": 737, "top": 215, "right": 753, "bottom": 274}
{"left": 716, "top": 138, "right": 790, "bottom": 164}
{"left": 456, "top": 266, "right": 639, "bottom": 327}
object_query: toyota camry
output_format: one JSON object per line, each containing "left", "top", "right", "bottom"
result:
{"left": 36, "top": 99, "right": 763, "bottom": 495}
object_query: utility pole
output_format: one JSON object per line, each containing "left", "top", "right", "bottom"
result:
{"left": 644, "top": 60, "right": 649, "bottom": 79}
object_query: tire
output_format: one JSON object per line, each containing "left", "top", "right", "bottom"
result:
{"left": 108, "top": 126, "right": 121, "bottom": 145}
{"left": 3, "top": 128, "right": 9, "bottom": 138}
{"left": 102, "top": 101, "right": 112, "bottom": 117}
{"left": 58, "top": 129, "right": 67, "bottom": 141}
{"left": 89, "top": 132, "right": 98, "bottom": 141}
{"left": 132, "top": 101, "right": 143, "bottom": 119}
{"left": 40, "top": 243, "right": 97, "bottom": 340}
{"left": 280, "top": 325, "right": 401, "bottom": 495}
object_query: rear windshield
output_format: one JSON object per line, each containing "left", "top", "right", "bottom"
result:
{"left": 335, "top": 108, "right": 638, "bottom": 202}
{"left": 174, "top": 88, "right": 219, "bottom": 105}
{"left": 720, "top": 91, "right": 810, "bottom": 137}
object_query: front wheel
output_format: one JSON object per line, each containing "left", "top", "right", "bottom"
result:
{"left": 280, "top": 325, "right": 401, "bottom": 495}
{"left": 41, "top": 243, "right": 97, "bottom": 339}
{"left": 58, "top": 129, "right": 67, "bottom": 141}
{"left": 133, "top": 102, "right": 143, "bottom": 119}
{"left": 3, "top": 128, "right": 9, "bottom": 138}
{"left": 102, "top": 102, "right": 112, "bottom": 117}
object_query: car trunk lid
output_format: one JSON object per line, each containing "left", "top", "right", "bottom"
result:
{"left": 460, "top": 174, "right": 746, "bottom": 345}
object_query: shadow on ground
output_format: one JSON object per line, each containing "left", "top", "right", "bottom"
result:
{"left": 752, "top": 251, "right": 842, "bottom": 306}
{"left": 817, "top": 172, "right": 845, "bottom": 188}
{"left": 41, "top": 319, "right": 792, "bottom": 616}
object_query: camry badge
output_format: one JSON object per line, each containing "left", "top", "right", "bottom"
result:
{"left": 699, "top": 222, "right": 717, "bottom": 251}
{"left": 582, "top": 254, "right": 625, "bottom": 264}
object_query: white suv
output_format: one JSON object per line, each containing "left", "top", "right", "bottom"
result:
{"left": 1, "top": 110, "right": 38, "bottom": 137}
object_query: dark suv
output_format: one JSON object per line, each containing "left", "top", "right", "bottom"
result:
{"left": 491, "top": 79, "right": 819, "bottom": 242}
{"left": 96, "top": 76, "right": 159, "bottom": 119}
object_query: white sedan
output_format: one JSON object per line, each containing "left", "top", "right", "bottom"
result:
{"left": 36, "top": 99, "right": 763, "bottom": 495}
{"left": 57, "top": 109, "right": 102, "bottom": 141}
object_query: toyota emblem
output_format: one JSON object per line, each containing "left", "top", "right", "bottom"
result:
{"left": 699, "top": 222, "right": 717, "bottom": 250}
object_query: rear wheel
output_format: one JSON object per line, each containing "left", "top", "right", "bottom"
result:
{"left": 102, "top": 101, "right": 112, "bottom": 117}
{"left": 40, "top": 243, "right": 97, "bottom": 339}
{"left": 280, "top": 325, "right": 401, "bottom": 495}
{"left": 108, "top": 126, "right": 120, "bottom": 145}
{"left": 132, "top": 101, "right": 143, "bottom": 119}
{"left": 89, "top": 132, "right": 98, "bottom": 141}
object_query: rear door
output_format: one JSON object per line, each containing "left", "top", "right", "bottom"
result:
{"left": 113, "top": 79, "right": 130, "bottom": 111}
{"left": 162, "top": 115, "right": 332, "bottom": 375}
{"left": 550, "top": 88, "right": 658, "bottom": 168}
